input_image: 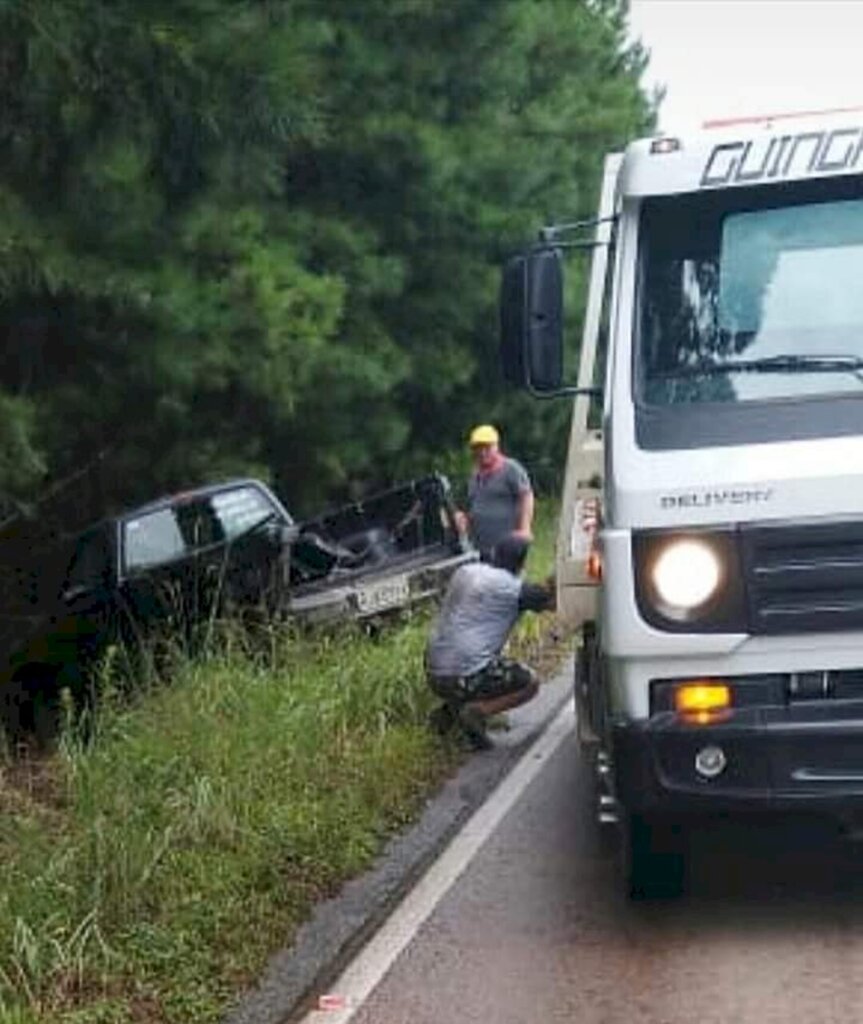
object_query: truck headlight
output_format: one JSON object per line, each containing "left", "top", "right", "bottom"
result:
{"left": 652, "top": 538, "right": 722, "bottom": 614}
{"left": 633, "top": 528, "right": 745, "bottom": 632}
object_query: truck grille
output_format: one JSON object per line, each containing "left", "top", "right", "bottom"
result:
{"left": 742, "top": 520, "right": 863, "bottom": 634}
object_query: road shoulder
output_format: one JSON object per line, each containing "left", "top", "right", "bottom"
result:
{"left": 224, "top": 659, "right": 573, "bottom": 1024}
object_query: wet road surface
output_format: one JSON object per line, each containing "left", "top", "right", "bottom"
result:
{"left": 348, "top": 705, "right": 863, "bottom": 1024}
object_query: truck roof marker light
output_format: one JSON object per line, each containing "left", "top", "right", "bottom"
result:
{"left": 649, "top": 137, "right": 681, "bottom": 155}
{"left": 675, "top": 682, "right": 731, "bottom": 722}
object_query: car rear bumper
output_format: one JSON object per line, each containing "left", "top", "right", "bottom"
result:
{"left": 287, "top": 549, "right": 477, "bottom": 625}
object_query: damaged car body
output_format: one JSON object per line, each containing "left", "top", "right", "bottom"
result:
{"left": 0, "top": 473, "right": 474, "bottom": 741}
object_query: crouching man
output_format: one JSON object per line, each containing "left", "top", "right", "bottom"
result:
{"left": 425, "top": 535, "right": 554, "bottom": 749}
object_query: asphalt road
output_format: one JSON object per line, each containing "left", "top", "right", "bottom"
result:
{"left": 339, "top": 704, "right": 863, "bottom": 1024}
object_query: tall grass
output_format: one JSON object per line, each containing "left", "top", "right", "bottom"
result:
{"left": 509, "top": 500, "right": 564, "bottom": 659}
{"left": 0, "top": 501, "right": 560, "bottom": 1023}
{"left": 525, "top": 497, "right": 557, "bottom": 579}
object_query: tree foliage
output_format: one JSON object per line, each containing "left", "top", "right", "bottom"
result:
{"left": 0, "top": 0, "right": 652, "bottom": 515}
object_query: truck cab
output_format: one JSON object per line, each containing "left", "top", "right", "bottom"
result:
{"left": 502, "top": 109, "right": 863, "bottom": 896}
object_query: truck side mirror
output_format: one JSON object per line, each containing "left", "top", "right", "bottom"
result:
{"left": 500, "top": 249, "right": 563, "bottom": 393}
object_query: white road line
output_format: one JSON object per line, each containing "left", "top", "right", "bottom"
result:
{"left": 300, "top": 700, "right": 575, "bottom": 1023}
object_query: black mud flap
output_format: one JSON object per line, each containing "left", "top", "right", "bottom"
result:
{"left": 621, "top": 813, "right": 686, "bottom": 901}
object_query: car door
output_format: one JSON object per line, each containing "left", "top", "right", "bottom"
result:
{"left": 118, "top": 504, "right": 198, "bottom": 641}
{"left": 208, "top": 484, "right": 295, "bottom": 613}
{"left": 55, "top": 524, "right": 118, "bottom": 671}
{"left": 117, "top": 484, "right": 293, "bottom": 638}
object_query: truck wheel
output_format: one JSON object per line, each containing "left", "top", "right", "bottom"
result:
{"left": 621, "top": 813, "right": 685, "bottom": 900}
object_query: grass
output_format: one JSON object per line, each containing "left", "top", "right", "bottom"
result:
{"left": 0, "top": 501, "right": 564, "bottom": 1024}
{"left": 509, "top": 504, "right": 564, "bottom": 668}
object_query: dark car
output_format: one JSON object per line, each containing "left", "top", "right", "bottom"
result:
{"left": 0, "top": 479, "right": 295, "bottom": 741}
{"left": 0, "top": 474, "right": 474, "bottom": 741}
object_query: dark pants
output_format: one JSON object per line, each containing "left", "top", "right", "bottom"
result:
{"left": 428, "top": 656, "right": 536, "bottom": 706}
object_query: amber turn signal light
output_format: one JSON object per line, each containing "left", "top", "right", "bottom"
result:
{"left": 586, "top": 549, "right": 603, "bottom": 582}
{"left": 674, "top": 682, "right": 731, "bottom": 716}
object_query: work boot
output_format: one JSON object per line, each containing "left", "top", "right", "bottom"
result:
{"left": 457, "top": 705, "right": 493, "bottom": 751}
{"left": 428, "top": 702, "right": 458, "bottom": 736}
{"left": 486, "top": 712, "right": 511, "bottom": 732}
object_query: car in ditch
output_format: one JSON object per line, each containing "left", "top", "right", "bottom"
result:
{"left": 0, "top": 474, "right": 474, "bottom": 740}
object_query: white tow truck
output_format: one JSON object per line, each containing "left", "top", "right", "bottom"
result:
{"left": 501, "top": 109, "right": 863, "bottom": 896}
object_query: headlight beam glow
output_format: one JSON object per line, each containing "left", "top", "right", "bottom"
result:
{"left": 651, "top": 538, "right": 723, "bottom": 614}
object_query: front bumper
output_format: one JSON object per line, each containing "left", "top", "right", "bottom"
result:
{"left": 613, "top": 700, "right": 863, "bottom": 817}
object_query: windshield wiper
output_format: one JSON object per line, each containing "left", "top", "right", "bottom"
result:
{"left": 657, "top": 354, "right": 863, "bottom": 379}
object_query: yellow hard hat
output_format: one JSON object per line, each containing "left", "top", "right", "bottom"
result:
{"left": 468, "top": 424, "right": 500, "bottom": 447}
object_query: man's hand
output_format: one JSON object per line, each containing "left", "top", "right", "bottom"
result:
{"left": 454, "top": 509, "right": 469, "bottom": 535}
{"left": 516, "top": 489, "right": 535, "bottom": 541}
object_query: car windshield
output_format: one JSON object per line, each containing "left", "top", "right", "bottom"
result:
{"left": 639, "top": 179, "right": 863, "bottom": 405}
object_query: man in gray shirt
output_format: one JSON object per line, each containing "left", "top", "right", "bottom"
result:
{"left": 426, "top": 535, "right": 553, "bottom": 749}
{"left": 457, "top": 424, "right": 534, "bottom": 560}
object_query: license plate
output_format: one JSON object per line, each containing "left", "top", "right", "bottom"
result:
{"left": 356, "top": 575, "right": 410, "bottom": 615}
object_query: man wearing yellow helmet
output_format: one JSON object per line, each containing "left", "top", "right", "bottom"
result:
{"left": 456, "top": 424, "right": 534, "bottom": 560}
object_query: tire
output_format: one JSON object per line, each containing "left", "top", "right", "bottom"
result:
{"left": 621, "top": 813, "right": 685, "bottom": 900}
{"left": 1, "top": 667, "right": 62, "bottom": 751}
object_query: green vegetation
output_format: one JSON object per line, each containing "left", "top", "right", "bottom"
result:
{"left": 510, "top": 501, "right": 561, "bottom": 664}
{"left": 0, "top": 624, "right": 449, "bottom": 1023}
{"left": 0, "top": 0, "right": 638, "bottom": 1014}
{"left": 0, "top": 503, "right": 562, "bottom": 1023}
{"left": 0, "top": 1, "right": 652, "bottom": 515}
{"left": 524, "top": 499, "right": 557, "bottom": 580}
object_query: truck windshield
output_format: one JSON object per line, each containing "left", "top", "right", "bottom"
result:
{"left": 639, "top": 180, "right": 863, "bottom": 405}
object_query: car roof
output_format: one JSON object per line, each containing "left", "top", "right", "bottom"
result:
{"left": 109, "top": 478, "right": 284, "bottom": 525}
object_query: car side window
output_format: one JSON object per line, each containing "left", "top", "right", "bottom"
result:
{"left": 121, "top": 488, "right": 284, "bottom": 573}
{"left": 124, "top": 510, "right": 186, "bottom": 571}
{"left": 175, "top": 500, "right": 224, "bottom": 549}
{"left": 211, "top": 486, "right": 277, "bottom": 539}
